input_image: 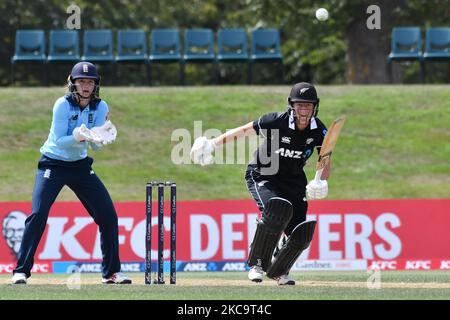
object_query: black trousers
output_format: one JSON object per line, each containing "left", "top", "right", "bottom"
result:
{"left": 245, "top": 168, "right": 308, "bottom": 236}
{"left": 14, "top": 155, "right": 121, "bottom": 278}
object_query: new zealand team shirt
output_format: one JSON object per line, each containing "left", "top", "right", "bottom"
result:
{"left": 249, "top": 110, "right": 327, "bottom": 179}
{"left": 40, "top": 96, "right": 109, "bottom": 161}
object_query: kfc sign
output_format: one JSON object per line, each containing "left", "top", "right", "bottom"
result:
{"left": 1, "top": 199, "right": 449, "bottom": 268}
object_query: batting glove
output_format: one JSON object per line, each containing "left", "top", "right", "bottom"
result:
{"left": 306, "top": 179, "right": 328, "bottom": 200}
{"left": 190, "top": 136, "right": 217, "bottom": 166}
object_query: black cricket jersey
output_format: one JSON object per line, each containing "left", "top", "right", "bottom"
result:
{"left": 247, "top": 110, "right": 327, "bottom": 183}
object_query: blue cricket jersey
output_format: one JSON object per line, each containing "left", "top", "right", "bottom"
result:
{"left": 40, "top": 95, "right": 109, "bottom": 161}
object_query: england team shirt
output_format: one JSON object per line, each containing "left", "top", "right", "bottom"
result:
{"left": 40, "top": 96, "right": 108, "bottom": 161}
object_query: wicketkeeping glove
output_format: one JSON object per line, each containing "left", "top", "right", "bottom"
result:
{"left": 73, "top": 124, "right": 103, "bottom": 144}
{"left": 91, "top": 120, "right": 117, "bottom": 145}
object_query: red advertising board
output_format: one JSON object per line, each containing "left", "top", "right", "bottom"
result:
{"left": 1, "top": 199, "right": 449, "bottom": 271}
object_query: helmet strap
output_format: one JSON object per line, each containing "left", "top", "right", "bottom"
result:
{"left": 289, "top": 103, "right": 314, "bottom": 129}
{"left": 68, "top": 76, "right": 99, "bottom": 105}
{"left": 313, "top": 98, "right": 320, "bottom": 117}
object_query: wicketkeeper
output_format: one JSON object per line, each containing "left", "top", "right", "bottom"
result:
{"left": 11, "top": 62, "right": 131, "bottom": 284}
{"left": 190, "top": 82, "right": 330, "bottom": 285}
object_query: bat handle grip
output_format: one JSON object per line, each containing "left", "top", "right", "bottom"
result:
{"left": 314, "top": 168, "right": 324, "bottom": 182}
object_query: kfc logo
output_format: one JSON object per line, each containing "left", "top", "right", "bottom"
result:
{"left": 2, "top": 211, "right": 27, "bottom": 259}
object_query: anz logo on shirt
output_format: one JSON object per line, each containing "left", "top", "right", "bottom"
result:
{"left": 88, "top": 113, "right": 94, "bottom": 124}
{"left": 275, "top": 148, "right": 302, "bottom": 159}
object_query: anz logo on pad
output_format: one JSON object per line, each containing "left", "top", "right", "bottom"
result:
{"left": 275, "top": 148, "right": 302, "bottom": 159}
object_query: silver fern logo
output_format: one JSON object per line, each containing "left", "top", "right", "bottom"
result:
{"left": 299, "top": 88, "right": 309, "bottom": 94}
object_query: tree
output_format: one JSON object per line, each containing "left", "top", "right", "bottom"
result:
{"left": 2, "top": 0, "right": 449, "bottom": 86}
{"left": 245, "top": 0, "right": 450, "bottom": 84}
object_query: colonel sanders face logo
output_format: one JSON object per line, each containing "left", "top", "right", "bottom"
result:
{"left": 2, "top": 211, "right": 27, "bottom": 258}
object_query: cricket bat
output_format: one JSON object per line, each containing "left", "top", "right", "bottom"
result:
{"left": 314, "top": 116, "right": 346, "bottom": 182}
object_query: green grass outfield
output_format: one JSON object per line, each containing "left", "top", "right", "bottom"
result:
{"left": 0, "top": 271, "right": 449, "bottom": 300}
{"left": 0, "top": 85, "right": 449, "bottom": 201}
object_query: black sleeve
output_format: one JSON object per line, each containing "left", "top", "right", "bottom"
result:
{"left": 252, "top": 112, "right": 281, "bottom": 136}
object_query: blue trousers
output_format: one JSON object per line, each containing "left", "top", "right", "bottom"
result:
{"left": 14, "top": 155, "right": 121, "bottom": 278}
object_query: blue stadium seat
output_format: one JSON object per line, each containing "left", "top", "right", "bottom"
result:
{"left": 182, "top": 29, "right": 216, "bottom": 85}
{"left": 423, "top": 28, "right": 450, "bottom": 60}
{"left": 249, "top": 28, "right": 283, "bottom": 84}
{"left": 388, "top": 27, "right": 422, "bottom": 61}
{"left": 11, "top": 30, "right": 47, "bottom": 85}
{"left": 387, "top": 27, "right": 423, "bottom": 82}
{"left": 82, "top": 29, "right": 115, "bottom": 82}
{"left": 217, "top": 29, "right": 249, "bottom": 83}
{"left": 47, "top": 30, "right": 80, "bottom": 62}
{"left": 217, "top": 29, "right": 248, "bottom": 61}
{"left": 116, "top": 29, "right": 148, "bottom": 62}
{"left": 82, "top": 29, "right": 114, "bottom": 62}
{"left": 149, "top": 29, "right": 182, "bottom": 85}
{"left": 150, "top": 29, "right": 181, "bottom": 61}
{"left": 422, "top": 28, "right": 450, "bottom": 82}
{"left": 12, "top": 30, "right": 46, "bottom": 62}
{"left": 250, "top": 29, "right": 283, "bottom": 61}
{"left": 116, "top": 29, "right": 149, "bottom": 85}
{"left": 184, "top": 29, "right": 215, "bottom": 61}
